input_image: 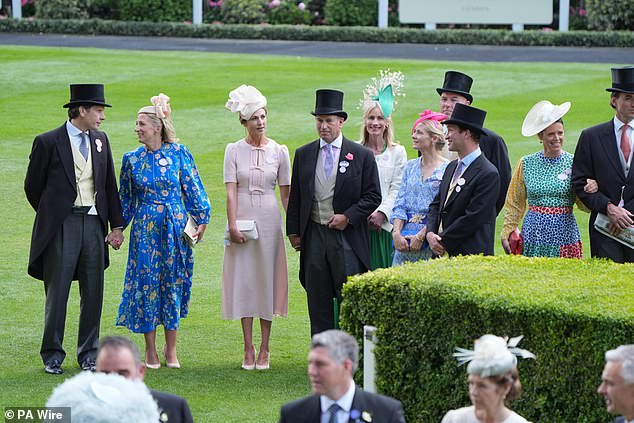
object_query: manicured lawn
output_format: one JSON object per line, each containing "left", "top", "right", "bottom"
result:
{"left": 0, "top": 45, "right": 617, "bottom": 421}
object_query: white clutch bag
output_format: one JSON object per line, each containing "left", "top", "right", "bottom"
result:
{"left": 224, "top": 220, "right": 259, "bottom": 241}
{"left": 182, "top": 216, "right": 198, "bottom": 247}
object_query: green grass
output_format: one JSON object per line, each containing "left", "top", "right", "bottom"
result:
{"left": 0, "top": 45, "right": 619, "bottom": 421}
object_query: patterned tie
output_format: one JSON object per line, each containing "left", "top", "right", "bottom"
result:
{"left": 452, "top": 160, "right": 464, "bottom": 184}
{"left": 327, "top": 403, "right": 341, "bottom": 423}
{"left": 323, "top": 144, "right": 334, "bottom": 178}
{"left": 79, "top": 132, "right": 89, "bottom": 161}
{"left": 621, "top": 124, "right": 631, "bottom": 162}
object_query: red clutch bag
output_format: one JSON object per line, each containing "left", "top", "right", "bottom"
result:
{"left": 509, "top": 229, "right": 524, "bottom": 255}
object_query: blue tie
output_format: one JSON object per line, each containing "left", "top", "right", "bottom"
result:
{"left": 323, "top": 144, "right": 334, "bottom": 178}
{"left": 327, "top": 403, "right": 341, "bottom": 423}
{"left": 79, "top": 132, "right": 89, "bottom": 161}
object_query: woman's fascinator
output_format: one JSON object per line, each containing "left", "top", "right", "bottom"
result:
{"left": 412, "top": 109, "right": 447, "bottom": 133}
{"left": 46, "top": 371, "right": 159, "bottom": 423}
{"left": 138, "top": 93, "right": 177, "bottom": 142}
{"left": 521, "top": 100, "right": 571, "bottom": 137}
{"left": 225, "top": 84, "right": 267, "bottom": 120}
{"left": 360, "top": 69, "right": 405, "bottom": 118}
{"left": 454, "top": 334, "right": 535, "bottom": 377}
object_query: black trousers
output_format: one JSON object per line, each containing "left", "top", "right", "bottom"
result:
{"left": 303, "top": 220, "right": 363, "bottom": 336}
{"left": 596, "top": 236, "right": 634, "bottom": 263}
{"left": 40, "top": 207, "right": 105, "bottom": 365}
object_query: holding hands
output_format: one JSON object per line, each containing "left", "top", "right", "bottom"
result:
{"left": 106, "top": 228, "right": 124, "bottom": 250}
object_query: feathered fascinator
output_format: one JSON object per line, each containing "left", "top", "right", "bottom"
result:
{"left": 411, "top": 109, "right": 447, "bottom": 133}
{"left": 46, "top": 371, "right": 159, "bottom": 423}
{"left": 225, "top": 84, "right": 267, "bottom": 120}
{"left": 138, "top": 93, "right": 171, "bottom": 119}
{"left": 360, "top": 69, "right": 405, "bottom": 118}
{"left": 453, "top": 334, "right": 536, "bottom": 377}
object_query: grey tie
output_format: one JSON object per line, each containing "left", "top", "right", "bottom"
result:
{"left": 79, "top": 132, "right": 89, "bottom": 161}
{"left": 452, "top": 160, "right": 464, "bottom": 184}
{"left": 327, "top": 403, "right": 341, "bottom": 423}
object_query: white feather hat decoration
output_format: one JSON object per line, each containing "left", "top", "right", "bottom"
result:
{"left": 453, "top": 334, "right": 536, "bottom": 377}
{"left": 225, "top": 84, "right": 267, "bottom": 120}
{"left": 521, "top": 100, "right": 571, "bottom": 137}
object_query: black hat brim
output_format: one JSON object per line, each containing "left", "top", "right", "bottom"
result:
{"left": 436, "top": 88, "right": 473, "bottom": 103}
{"left": 63, "top": 100, "right": 112, "bottom": 108}
{"left": 442, "top": 118, "right": 485, "bottom": 136}
{"left": 606, "top": 88, "right": 634, "bottom": 94}
{"left": 311, "top": 111, "right": 348, "bottom": 121}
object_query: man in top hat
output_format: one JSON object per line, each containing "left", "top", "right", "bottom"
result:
{"left": 25, "top": 84, "right": 125, "bottom": 374}
{"left": 426, "top": 103, "right": 500, "bottom": 256}
{"left": 572, "top": 66, "right": 634, "bottom": 263}
{"left": 436, "top": 70, "right": 511, "bottom": 215}
{"left": 286, "top": 89, "right": 381, "bottom": 335}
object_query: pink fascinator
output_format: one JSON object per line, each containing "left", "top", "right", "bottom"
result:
{"left": 412, "top": 109, "right": 447, "bottom": 133}
{"left": 138, "top": 93, "right": 171, "bottom": 119}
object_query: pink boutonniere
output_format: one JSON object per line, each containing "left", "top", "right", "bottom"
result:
{"left": 345, "top": 152, "right": 354, "bottom": 160}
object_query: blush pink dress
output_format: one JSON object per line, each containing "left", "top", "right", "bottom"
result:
{"left": 222, "top": 139, "right": 290, "bottom": 320}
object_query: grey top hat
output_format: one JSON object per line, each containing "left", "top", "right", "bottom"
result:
{"left": 311, "top": 89, "right": 348, "bottom": 121}
{"left": 606, "top": 66, "right": 634, "bottom": 94}
{"left": 442, "top": 103, "right": 487, "bottom": 136}
{"left": 63, "top": 84, "right": 111, "bottom": 108}
{"left": 436, "top": 71, "right": 474, "bottom": 103}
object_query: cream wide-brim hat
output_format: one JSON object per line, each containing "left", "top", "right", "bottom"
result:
{"left": 521, "top": 100, "right": 571, "bottom": 137}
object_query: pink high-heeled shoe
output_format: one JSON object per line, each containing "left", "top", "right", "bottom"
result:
{"left": 162, "top": 345, "right": 180, "bottom": 369}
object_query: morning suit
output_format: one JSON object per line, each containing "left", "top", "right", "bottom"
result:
{"left": 427, "top": 154, "right": 499, "bottom": 256}
{"left": 279, "top": 387, "right": 406, "bottom": 423}
{"left": 572, "top": 120, "right": 634, "bottom": 262}
{"left": 286, "top": 136, "right": 381, "bottom": 334}
{"left": 151, "top": 390, "right": 194, "bottom": 423}
{"left": 480, "top": 128, "right": 511, "bottom": 215}
{"left": 25, "top": 123, "right": 124, "bottom": 365}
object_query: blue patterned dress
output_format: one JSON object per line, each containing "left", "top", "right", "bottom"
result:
{"left": 391, "top": 158, "right": 448, "bottom": 265}
{"left": 116, "top": 143, "right": 211, "bottom": 333}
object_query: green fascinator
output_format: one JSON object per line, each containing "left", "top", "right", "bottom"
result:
{"left": 360, "top": 69, "right": 405, "bottom": 118}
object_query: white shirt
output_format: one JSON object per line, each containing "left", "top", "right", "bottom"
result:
{"left": 320, "top": 382, "right": 355, "bottom": 423}
{"left": 66, "top": 120, "right": 88, "bottom": 150}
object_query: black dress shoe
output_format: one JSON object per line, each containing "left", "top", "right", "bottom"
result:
{"left": 80, "top": 359, "right": 96, "bottom": 372}
{"left": 44, "top": 360, "right": 63, "bottom": 375}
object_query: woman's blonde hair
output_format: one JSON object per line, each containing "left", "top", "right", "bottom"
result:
{"left": 140, "top": 112, "right": 177, "bottom": 143}
{"left": 360, "top": 104, "right": 396, "bottom": 149}
{"left": 415, "top": 119, "right": 445, "bottom": 151}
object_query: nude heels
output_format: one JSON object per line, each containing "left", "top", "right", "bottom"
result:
{"left": 255, "top": 350, "right": 270, "bottom": 370}
{"left": 242, "top": 346, "right": 256, "bottom": 370}
{"left": 162, "top": 345, "right": 180, "bottom": 369}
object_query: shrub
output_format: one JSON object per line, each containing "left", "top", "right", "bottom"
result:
{"left": 324, "top": 0, "right": 376, "bottom": 26}
{"left": 340, "top": 256, "right": 634, "bottom": 422}
{"left": 204, "top": 0, "right": 223, "bottom": 23}
{"left": 119, "top": 0, "right": 191, "bottom": 22}
{"left": 35, "top": 0, "right": 89, "bottom": 19}
{"left": 87, "top": 0, "right": 120, "bottom": 20}
{"left": 220, "top": 0, "right": 268, "bottom": 24}
{"left": 586, "top": 0, "right": 634, "bottom": 31}
{"left": 268, "top": 0, "right": 312, "bottom": 25}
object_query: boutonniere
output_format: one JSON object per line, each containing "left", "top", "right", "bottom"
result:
{"left": 345, "top": 152, "right": 354, "bottom": 161}
{"left": 95, "top": 138, "right": 103, "bottom": 153}
{"left": 457, "top": 178, "right": 465, "bottom": 186}
{"left": 350, "top": 409, "right": 373, "bottom": 422}
{"left": 160, "top": 411, "right": 169, "bottom": 422}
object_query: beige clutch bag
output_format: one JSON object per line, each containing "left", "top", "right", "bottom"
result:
{"left": 183, "top": 216, "right": 198, "bottom": 247}
{"left": 224, "top": 220, "right": 259, "bottom": 241}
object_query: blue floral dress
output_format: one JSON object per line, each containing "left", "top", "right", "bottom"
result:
{"left": 116, "top": 143, "right": 211, "bottom": 333}
{"left": 391, "top": 158, "right": 448, "bottom": 266}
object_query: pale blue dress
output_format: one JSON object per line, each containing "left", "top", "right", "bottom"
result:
{"left": 391, "top": 158, "right": 448, "bottom": 266}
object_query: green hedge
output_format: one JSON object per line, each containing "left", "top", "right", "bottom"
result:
{"left": 340, "top": 256, "right": 634, "bottom": 422}
{"left": 1, "top": 18, "right": 633, "bottom": 47}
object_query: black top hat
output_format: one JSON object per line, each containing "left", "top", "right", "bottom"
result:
{"left": 606, "top": 66, "right": 634, "bottom": 94}
{"left": 63, "top": 84, "right": 111, "bottom": 108}
{"left": 436, "top": 71, "right": 473, "bottom": 103}
{"left": 442, "top": 103, "right": 487, "bottom": 136}
{"left": 311, "top": 89, "right": 348, "bottom": 121}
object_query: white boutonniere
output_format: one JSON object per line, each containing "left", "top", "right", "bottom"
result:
{"left": 455, "top": 186, "right": 462, "bottom": 192}
{"left": 339, "top": 166, "right": 347, "bottom": 173}
{"left": 160, "top": 411, "right": 169, "bottom": 422}
{"left": 159, "top": 158, "right": 168, "bottom": 166}
{"left": 95, "top": 138, "right": 103, "bottom": 153}
{"left": 457, "top": 178, "right": 465, "bottom": 186}
{"left": 350, "top": 409, "right": 372, "bottom": 422}
{"left": 339, "top": 161, "right": 349, "bottom": 167}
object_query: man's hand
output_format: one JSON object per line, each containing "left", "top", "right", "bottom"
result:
{"left": 106, "top": 228, "right": 124, "bottom": 250}
{"left": 606, "top": 203, "right": 634, "bottom": 235}
{"left": 501, "top": 237, "right": 511, "bottom": 255}
{"left": 288, "top": 234, "right": 301, "bottom": 251}
{"left": 327, "top": 214, "right": 349, "bottom": 231}
{"left": 367, "top": 211, "right": 386, "bottom": 231}
{"left": 426, "top": 231, "right": 445, "bottom": 256}
{"left": 393, "top": 232, "right": 409, "bottom": 252}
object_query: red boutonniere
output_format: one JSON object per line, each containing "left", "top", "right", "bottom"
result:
{"left": 345, "top": 152, "right": 354, "bottom": 160}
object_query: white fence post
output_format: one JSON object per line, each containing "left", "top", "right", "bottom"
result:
{"left": 559, "top": 0, "right": 570, "bottom": 31}
{"left": 378, "top": 0, "right": 388, "bottom": 28}
{"left": 512, "top": 23, "right": 524, "bottom": 32}
{"left": 11, "top": 0, "right": 22, "bottom": 19}
{"left": 193, "top": 0, "right": 203, "bottom": 25}
{"left": 363, "top": 325, "right": 378, "bottom": 393}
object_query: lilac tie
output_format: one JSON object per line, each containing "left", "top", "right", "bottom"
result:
{"left": 323, "top": 144, "right": 334, "bottom": 178}
{"left": 79, "top": 132, "right": 89, "bottom": 161}
{"left": 452, "top": 160, "right": 464, "bottom": 184}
